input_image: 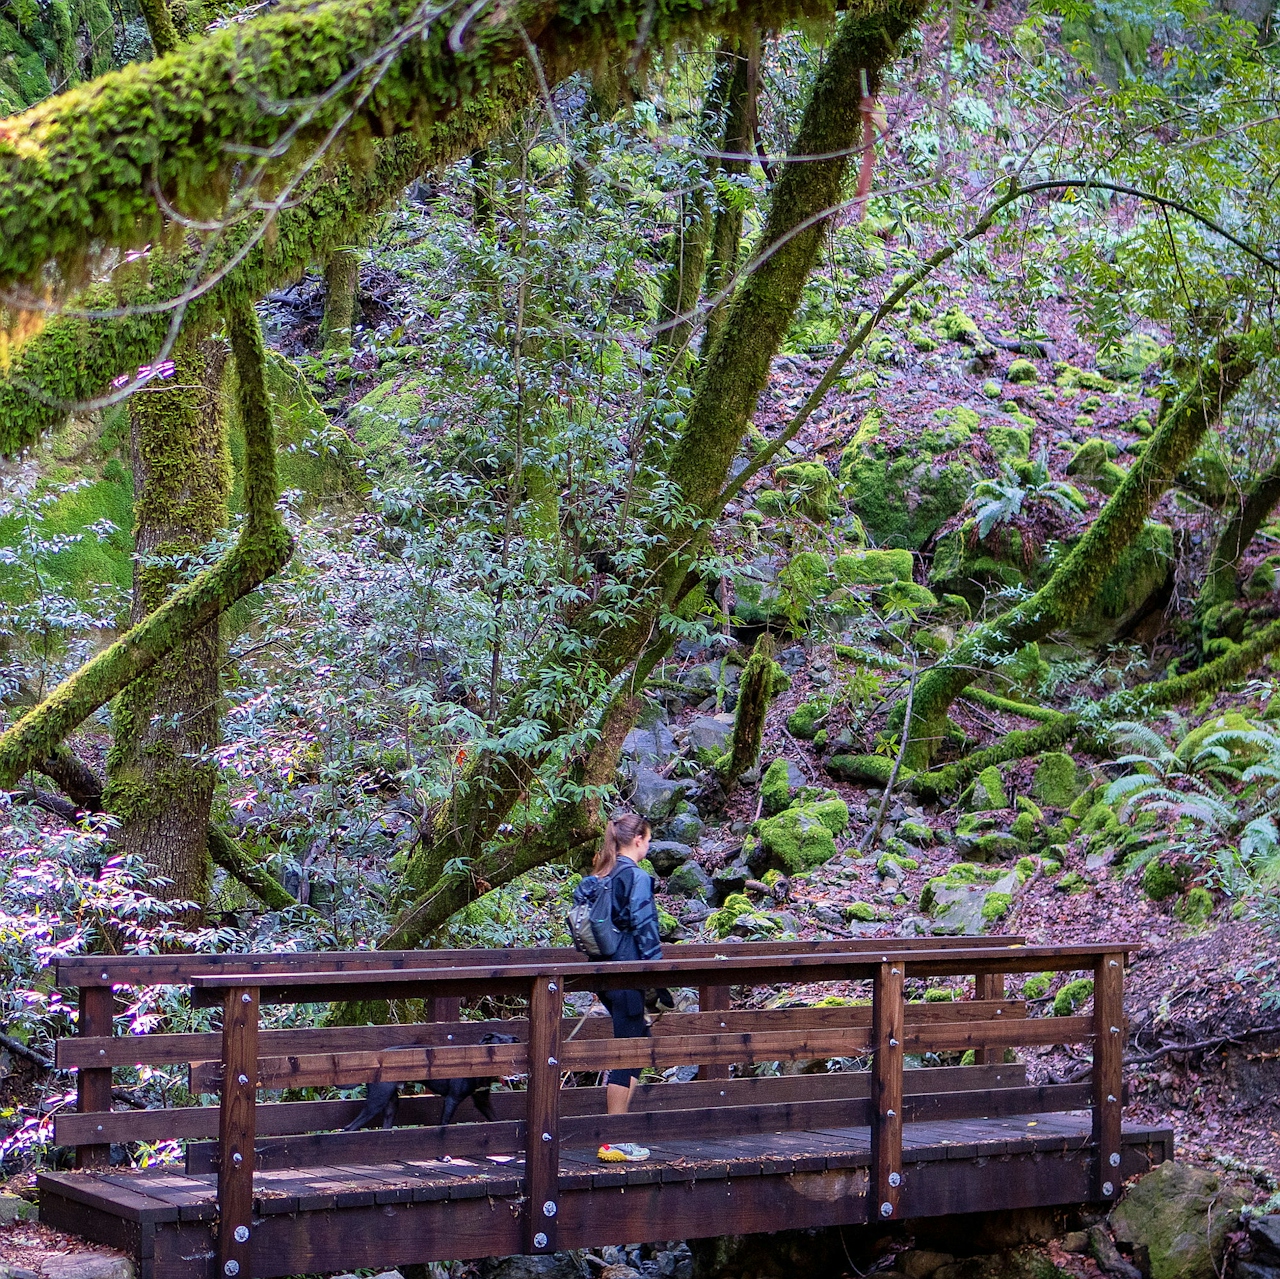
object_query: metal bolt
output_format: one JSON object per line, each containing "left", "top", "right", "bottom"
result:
{"left": 241, "top": 993, "right": 252, "bottom": 1004}
{"left": 224, "top": 1262, "right": 240, "bottom": 1276}
{"left": 1109, "top": 1152, "right": 1121, "bottom": 1167}
{"left": 548, "top": 982, "right": 558, "bottom": 993}
{"left": 886, "top": 1109, "right": 896, "bottom": 1118}
{"left": 534, "top": 1233, "right": 548, "bottom": 1250}
{"left": 889, "top": 1038, "right": 899, "bottom": 1047}
{"left": 888, "top": 1172, "right": 901, "bottom": 1187}
{"left": 542, "top": 1132, "right": 553, "bottom": 1143}
{"left": 1109, "top": 960, "right": 1119, "bottom": 968}
{"left": 96, "top": 1125, "right": 104, "bottom": 1133}
{"left": 881, "top": 1202, "right": 894, "bottom": 1218}
{"left": 234, "top": 1226, "right": 250, "bottom": 1243}
{"left": 1102, "top": 1181, "right": 1115, "bottom": 1197}
{"left": 232, "top": 1152, "right": 243, "bottom": 1166}
{"left": 548, "top": 1057, "right": 558, "bottom": 1066}
{"left": 543, "top": 1200, "right": 557, "bottom": 1218}
{"left": 101, "top": 972, "right": 110, "bottom": 981}
{"left": 1107, "top": 1094, "right": 1117, "bottom": 1104}
{"left": 99, "top": 1049, "right": 107, "bottom": 1056}
{"left": 891, "top": 968, "right": 901, "bottom": 976}
{"left": 238, "top": 1074, "right": 250, "bottom": 1086}
{"left": 1110, "top": 1026, "right": 1121, "bottom": 1034}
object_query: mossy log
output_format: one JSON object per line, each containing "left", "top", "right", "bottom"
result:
{"left": 206, "top": 825, "right": 298, "bottom": 911}
{"left": 903, "top": 335, "right": 1263, "bottom": 770}
{"left": 0, "top": 300, "right": 292, "bottom": 789}
{"left": 718, "top": 634, "right": 776, "bottom": 786}
{"left": 1197, "top": 455, "right": 1280, "bottom": 617}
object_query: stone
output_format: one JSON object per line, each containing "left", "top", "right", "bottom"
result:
{"left": 1061, "top": 1232, "right": 1090, "bottom": 1254}
{"left": 1006, "top": 358, "right": 1038, "bottom": 384}
{"left": 761, "top": 757, "right": 804, "bottom": 815}
{"left": 681, "top": 899, "right": 713, "bottom": 924}
{"left": 0, "top": 1193, "right": 37, "bottom": 1225}
{"left": 647, "top": 841, "right": 693, "bottom": 877}
{"left": 786, "top": 697, "right": 832, "bottom": 740}
{"left": 684, "top": 713, "right": 736, "bottom": 753}
{"left": 970, "top": 765, "right": 1009, "bottom": 812}
{"left": 627, "top": 768, "right": 696, "bottom": 821}
{"left": 478, "top": 1255, "right": 584, "bottom": 1279}
{"left": 621, "top": 723, "right": 677, "bottom": 765}
{"left": 1237, "top": 1263, "right": 1280, "bottom": 1279}
{"left": 900, "top": 1251, "right": 956, "bottom": 1279}
{"left": 711, "top": 863, "right": 749, "bottom": 904}
{"left": 1067, "top": 437, "right": 1128, "bottom": 495}
{"left": 37, "top": 1255, "right": 137, "bottom": 1279}
{"left": 1090, "top": 1225, "right": 1143, "bottom": 1279}
{"left": 1073, "top": 521, "right": 1174, "bottom": 645}
{"left": 1249, "top": 1217, "right": 1280, "bottom": 1258}
{"left": 1109, "top": 1161, "right": 1247, "bottom": 1279}
{"left": 599, "top": 1267, "right": 642, "bottom": 1279}
{"left": 1032, "top": 752, "right": 1081, "bottom": 808}
{"left": 666, "top": 861, "right": 714, "bottom": 900}
{"left": 658, "top": 809, "right": 705, "bottom": 845}
{"left": 756, "top": 799, "right": 850, "bottom": 873}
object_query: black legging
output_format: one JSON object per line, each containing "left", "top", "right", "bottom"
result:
{"left": 600, "top": 988, "right": 649, "bottom": 1086}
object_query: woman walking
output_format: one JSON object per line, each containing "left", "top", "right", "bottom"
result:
{"left": 582, "top": 811, "right": 671, "bottom": 1163}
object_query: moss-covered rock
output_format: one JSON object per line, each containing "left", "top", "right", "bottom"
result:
{"left": 1066, "top": 437, "right": 1127, "bottom": 495}
{"left": 987, "top": 422, "right": 1030, "bottom": 461}
{"left": 786, "top": 697, "right": 832, "bottom": 741}
{"left": 970, "top": 765, "right": 1008, "bottom": 812}
{"left": 845, "top": 901, "right": 877, "bottom": 922}
{"left": 1245, "top": 555, "right": 1280, "bottom": 599}
{"left": 908, "top": 325, "right": 939, "bottom": 352}
{"left": 1032, "top": 752, "right": 1082, "bottom": 807}
{"left": 706, "top": 892, "right": 779, "bottom": 939}
{"left": 899, "top": 820, "right": 934, "bottom": 844}
{"left": 1175, "top": 712, "right": 1265, "bottom": 766}
{"left": 1072, "top": 521, "right": 1173, "bottom": 644}
{"left": 839, "top": 408, "right": 981, "bottom": 549}
{"left": 1052, "top": 977, "right": 1093, "bottom": 1016}
{"left": 833, "top": 547, "right": 914, "bottom": 586}
{"left": 1006, "top": 358, "right": 1038, "bottom": 384}
{"left": 1175, "top": 885, "right": 1214, "bottom": 926}
{"left": 761, "top": 757, "right": 798, "bottom": 816}
{"left": 755, "top": 798, "right": 849, "bottom": 873}
{"left": 928, "top": 519, "right": 1037, "bottom": 605}
{"left": 934, "top": 306, "right": 993, "bottom": 355}
{"left": 825, "top": 753, "right": 897, "bottom": 785}
{"left": 876, "top": 579, "right": 938, "bottom": 612}
{"left": 1141, "top": 858, "right": 1184, "bottom": 901}
{"left": 1056, "top": 365, "right": 1116, "bottom": 393}
{"left": 775, "top": 460, "right": 838, "bottom": 521}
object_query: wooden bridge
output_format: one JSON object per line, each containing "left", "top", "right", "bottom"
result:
{"left": 37, "top": 937, "right": 1172, "bottom": 1279}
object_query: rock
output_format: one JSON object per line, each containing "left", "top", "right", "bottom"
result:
{"left": 0, "top": 1193, "right": 36, "bottom": 1225}
{"left": 970, "top": 765, "right": 1009, "bottom": 812}
{"left": 681, "top": 899, "right": 713, "bottom": 924}
{"left": 1061, "top": 1232, "right": 1090, "bottom": 1254}
{"left": 1007, "top": 358, "right": 1038, "bottom": 384}
{"left": 755, "top": 799, "right": 850, "bottom": 873}
{"left": 666, "top": 861, "right": 714, "bottom": 900}
{"left": 1237, "top": 1263, "right": 1280, "bottom": 1279}
{"left": 813, "top": 902, "right": 845, "bottom": 929}
{"left": 929, "top": 519, "right": 1044, "bottom": 607}
{"left": 921, "top": 865, "right": 1019, "bottom": 935}
{"left": 1249, "top": 1217, "right": 1280, "bottom": 1258}
{"left": 1097, "top": 332, "right": 1163, "bottom": 381}
{"left": 1067, "top": 437, "right": 1128, "bottom": 495}
{"left": 36, "top": 1255, "right": 137, "bottom": 1279}
{"left": 1032, "top": 752, "right": 1081, "bottom": 807}
{"left": 1073, "top": 522, "right": 1174, "bottom": 645}
{"left": 684, "top": 713, "right": 736, "bottom": 753}
{"left": 761, "top": 757, "right": 804, "bottom": 815}
{"left": 1175, "top": 712, "right": 1266, "bottom": 766}
{"left": 599, "top": 1267, "right": 642, "bottom": 1279}
{"left": 775, "top": 460, "right": 838, "bottom": 521}
{"left": 651, "top": 1244, "right": 694, "bottom": 1279}
{"left": 479, "top": 1255, "right": 584, "bottom": 1279}
{"left": 899, "top": 1251, "right": 956, "bottom": 1279}
{"left": 1089, "top": 1225, "right": 1143, "bottom": 1279}
{"left": 627, "top": 768, "right": 696, "bottom": 821}
{"left": 647, "top": 841, "right": 693, "bottom": 877}
{"left": 711, "top": 863, "right": 749, "bottom": 904}
{"left": 622, "top": 723, "right": 677, "bottom": 765}
{"left": 838, "top": 406, "right": 982, "bottom": 549}
{"left": 1109, "top": 1162, "right": 1247, "bottom": 1279}
{"left": 786, "top": 697, "right": 832, "bottom": 740}
{"left": 658, "top": 809, "right": 705, "bottom": 844}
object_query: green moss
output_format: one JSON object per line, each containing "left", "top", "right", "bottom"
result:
{"left": 924, "top": 987, "right": 957, "bottom": 1001}
{"left": 1075, "top": 521, "right": 1173, "bottom": 642}
{"left": 756, "top": 798, "right": 849, "bottom": 872}
{"left": 899, "top": 819, "right": 933, "bottom": 844}
{"left": 909, "top": 325, "right": 938, "bottom": 352}
{"left": 1014, "top": 856, "right": 1037, "bottom": 884}
{"left": 761, "top": 756, "right": 796, "bottom": 816}
{"left": 833, "top": 547, "right": 913, "bottom": 586}
{"left": 1057, "top": 870, "right": 1087, "bottom": 894}
{"left": 1056, "top": 365, "right": 1117, "bottom": 393}
{"left": 1141, "top": 858, "right": 1185, "bottom": 902}
{"left": 1097, "top": 332, "right": 1163, "bottom": 381}
{"left": 1007, "top": 359, "right": 1037, "bottom": 384}
{"left": 825, "top": 753, "right": 897, "bottom": 785}
{"left": 877, "top": 851, "right": 919, "bottom": 875}
{"left": 987, "top": 422, "right": 1030, "bottom": 461}
{"left": 934, "top": 307, "right": 992, "bottom": 353}
{"left": 970, "top": 765, "right": 1008, "bottom": 811}
{"left": 981, "top": 890, "right": 1012, "bottom": 922}
{"left": 1175, "top": 885, "right": 1214, "bottom": 926}
{"left": 1066, "top": 438, "right": 1127, "bottom": 495}
{"left": 1032, "top": 752, "right": 1081, "bottom": 807}
{"left": 877, "top": 579, "right": 937, "bottom": 612}
{"left": 1175, "top": 712, "right": 1264, "bottom": 766}
{"left": 775, "top": 460, "right": 837, "bottom": 521}
{"left": 1010, "top": 811, "right": 1036, "bottom": 842}
{"left": 786, "top": 697, "right": 831, "bottom": 741}
{"left": 1052, "top": 978, "right": 1093, "bottom": 1016}
{"left": 1022, "top": 972, "right": 1052, "bottom": 999}
{"left": 982, "top": 380, "right": 1001, "bottom": 400}
{"left": 844, "top": 901, "right": 876, "bottom": 922}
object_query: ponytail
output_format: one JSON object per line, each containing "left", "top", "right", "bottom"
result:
{"left": 593, "top": 811, "right": 650, "bottom": 878}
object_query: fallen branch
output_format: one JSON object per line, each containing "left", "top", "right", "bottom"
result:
{"left": 0, "top": 1030, "right": 53, "bottom": 1069}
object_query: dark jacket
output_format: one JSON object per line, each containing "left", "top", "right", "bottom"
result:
{"left": 608, "top": 857, "right": 663, "bottom": 964}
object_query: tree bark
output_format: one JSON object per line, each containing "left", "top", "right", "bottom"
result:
{"left": 718, "top": 634, "right": 776, "bottom": 787}
{"left": 320, "top": 248, "right": 361, "bottom": 351}
{"left": 104, "top": 333, "right": 231, "bottom": 910}
{"left": 1198, "top": 456, "right": 1280, "bottom": 616}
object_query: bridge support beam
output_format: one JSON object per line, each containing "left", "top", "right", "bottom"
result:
{"left": 871, "top": 960, "right": 904, "bottom": 1222}
{"left": 525, "top": 975, "right": 563, "bottom": 1255}
{"left": 217, "top": 986, "right": 258, "bottom": 1279}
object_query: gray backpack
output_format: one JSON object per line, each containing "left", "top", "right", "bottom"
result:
{"left": 568, "top": 873, "right": 622, "bottom": 959}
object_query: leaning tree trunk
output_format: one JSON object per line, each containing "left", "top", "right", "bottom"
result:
{"left": 1197, "top": 455, "right": 1280, "bottom": 618}
{"left": 381, "top": 0, "right": 927, "bottom": 952}
{"left": 718, "top": 633, "right": 776, "bottom": 788}
{"left": 103, "top": 333, "right": 232, "bottom": 912}
{"left": 903, "top": 335, "right": 1262, "bottom": 771}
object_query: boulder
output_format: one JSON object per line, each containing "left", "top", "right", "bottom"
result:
{"left": 658, "top": 808, "right": 705, "bottom": 845}
{"left": 666, "top": 861, "right": 714, "bottom": 900}
{"left": 711, "top": 862, "right": 749, "bottom": 904}
{"left": 621, "top": 722, "right": 676, "bottom": 766}
{"left": 787, "top": 697, "right": 833, "bottom": 740}
{"left": 684, "top": 713, "right": 736, "bottom": 753}
{"left": 969, "top": 765, "right": 1009, "bottom": 812}
{"left": 1109, "top": 1162, "right": 1247, "bottom": 1279}
{"left": 627, "top": 768, "right": 696, "bottom": 821}
{"left": 647, "top": 841, "right": 693, "bottom": 877}
{"left": 761, "top": 757, "right": 805, "bottom": 815}
{"left": 1067, "top": 438, "right": 1128, "bottom": 495}
{"left": 1072, "top": 521, "right": 1174, "bottom": 644}
{"left": 478, "top": 1255, "right": 585, "bottom": 1279}
{"left": 921, "top": 865, "right": 1020, "bottom": 935}
{"left": 1032, "top": 752, "right": 1081, "bottom": 807}
{"left": 755, "top": 798, "right": 849, "bottom": 873}
{"left": 775, "top": 460, "right": 838, "bottom": 521}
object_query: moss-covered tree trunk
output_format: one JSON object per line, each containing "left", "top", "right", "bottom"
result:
{"left": 718, "top": 634, "right": 776, "bottom": 787}
{"left": 320, "top": 247, "right": 361, "bottom": 351}
{"left": 904, "top": 337, "right": 1261, "bottom": 771}
{"left": 1197, "top": 456, "right": 1280, "bottom": 618}
{"left": 381, "top": 0, "right": 927, "bottom": 950}
{"left": 700, "top": 41, "right": 754, "bottom": 356}
{"left": 103, "top": 334, "right": 231, "bottom": 910}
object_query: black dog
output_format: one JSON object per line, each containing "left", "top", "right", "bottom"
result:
{"left": 343, "top": 1032, "right": 517, "bottom": 1130}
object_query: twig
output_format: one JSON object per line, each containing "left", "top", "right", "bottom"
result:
{"left": 858, "top": 661, "right": 917, "bottom": 852}
{"left": 780, "top": 726, "right": 815, "bottom": 783}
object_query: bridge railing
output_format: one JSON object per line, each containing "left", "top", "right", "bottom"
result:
{"left": 53, "top": 938, "right": 1132, "bottom": 1274}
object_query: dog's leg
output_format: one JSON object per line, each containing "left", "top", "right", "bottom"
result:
{"left": 472, "top": 1088, "right": 496, "bottom": 1122}
{"left": 439, "top": 1091, "right": 461, "bottom": 1126}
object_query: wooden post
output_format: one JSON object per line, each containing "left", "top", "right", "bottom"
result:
{"left": 217, "top": 986, "right": 258, "bottom": 1279}
{"left": 427, "top": 996, "right": 462, "bottom": 1024}
{"left": 525, "top": 974, "right": 563, "bottom": 1256}
{"left": 75, "top": 985, "right": 114, "bottom": 1169}
{"left": 697, "top": 985, "right": 731, "bottom": 1081}
{"left": 972, "top": 972, "right": 1004, "bottom": 1065}
{"left": 871, "top": 959, "right": 905, "bottom": 1223}
{"left": 1092, "top": 953, "right": 1124, "bottom": 1203}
